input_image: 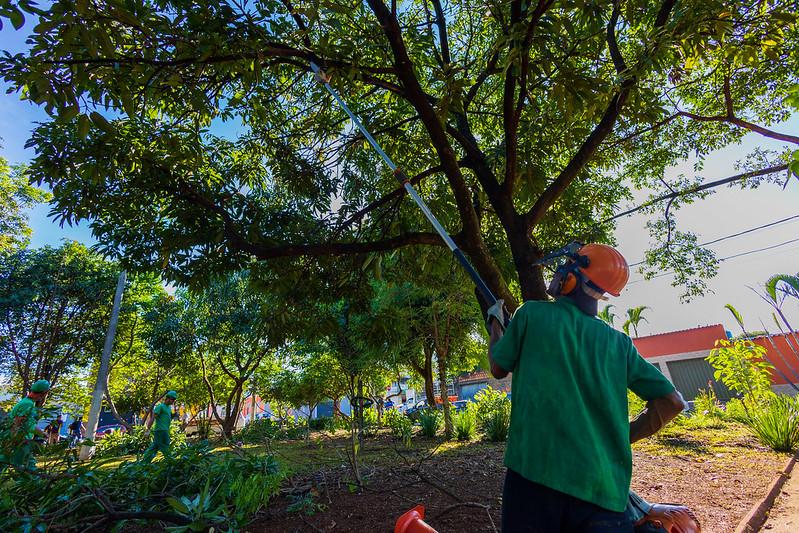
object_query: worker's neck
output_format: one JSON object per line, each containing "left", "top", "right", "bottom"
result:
{"left": 564, "top": 290, "right": 598, "bottom": 316}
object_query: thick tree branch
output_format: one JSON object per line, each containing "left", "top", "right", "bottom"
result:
{"left": 430, "top": 0, "right": 451, "bottom": 65}
{"left": 525, "top": 0, "right": 677, "bottom": 228}
{"left": 603, "top": 163, "right": 790, "bottom": 222}
{"left": 335, "top": 166, "right": 443, "bottom": 232}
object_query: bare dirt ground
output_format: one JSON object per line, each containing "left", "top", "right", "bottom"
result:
{"left": 762, "top": 466, "right": 799, "bottom": 532}
{"left": 250, "top": 423, "right": 788, "bottom": 533}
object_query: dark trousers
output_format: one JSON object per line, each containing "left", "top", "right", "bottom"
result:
{"left": 502, "top": 469, "right": 633, "bottom": 533}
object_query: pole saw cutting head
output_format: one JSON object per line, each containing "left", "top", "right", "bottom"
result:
{"left": 537, "top": 242, "right": 629, "bottom": 300}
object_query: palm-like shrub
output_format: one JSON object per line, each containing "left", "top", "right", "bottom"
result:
{"left": 418, "top": 408, "right": 441, "bottom": 438}
{"left": 747, "top": 394, "right": 799, "bottom": 452}
{"left": 453, "top": 409, "right": 476, "bottom": 441}
{"left": 472, "top": 388, "right": 511, "bottom": 441}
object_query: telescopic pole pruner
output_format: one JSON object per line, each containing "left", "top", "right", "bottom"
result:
{"left": 309, "top": 62, "right": 500, "bottom": 309}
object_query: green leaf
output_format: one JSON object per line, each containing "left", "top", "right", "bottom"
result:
{"left": 77, "top": 114, "right": 90, "bottom": 139}
{"left": 9, "top": 7, "right": 25, "bottom": 30}
{"left": 90, "top": 112, "right": 114, "bottom": 134}
{"left": 166, "top": 496, "right": 189, "bottom": 514}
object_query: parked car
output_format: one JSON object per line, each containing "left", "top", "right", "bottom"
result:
{"left": 94, "top": 424, "right": 126, "bottom": 439}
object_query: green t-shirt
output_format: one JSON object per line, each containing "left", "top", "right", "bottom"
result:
{"left": 9, "top": 397, "right": 38, "bottom": 440}
{"left": 492, "top": 298, "right": 675, "bottom": 512}
{"left": 152, "top": 403, "right": 173, "bottom": 432}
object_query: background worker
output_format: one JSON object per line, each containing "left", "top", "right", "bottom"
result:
{"left": 67, "top": 415, "right": 85, "bottom": 448}
{"left": 141, "top": 390, "right": 177, "bottom": 463}
{"left": 45, "top": 414, "right": 63, "bottom": 445}
{"left": 486, "top": 244, "right": 686, "bottom": 532}
{"left": 0, "top": 379, "right": 51, "bottom": 473}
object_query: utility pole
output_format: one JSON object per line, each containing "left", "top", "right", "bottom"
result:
{"left": 80, "top": 270, "right": 126, "bottom": 460}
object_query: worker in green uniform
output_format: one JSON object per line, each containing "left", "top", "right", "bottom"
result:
{"left": 0, "top": 379, "right": 51, "bottom": 473}
{"left": 486, "top": 244, "right": 687, "bottom": 532}
{"left": 141, "top": 390, "right": 177, "bottom": 463}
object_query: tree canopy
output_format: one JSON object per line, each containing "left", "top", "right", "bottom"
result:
{"left": 0, "top": 0, "right": 797, "bottom": 307}
{"left": 0, "top": 241, "right": 119, "bottom": 392}
{"left": 0, "top": 156, "right": 49, "bottom": 252}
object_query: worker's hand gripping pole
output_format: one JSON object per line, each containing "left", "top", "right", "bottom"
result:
{"left": 309, "top": 62, "right": 501, "bottom": 311}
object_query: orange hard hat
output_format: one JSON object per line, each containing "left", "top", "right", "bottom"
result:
{"left": 575, "top": 243, "right": 629, "bottom": 297}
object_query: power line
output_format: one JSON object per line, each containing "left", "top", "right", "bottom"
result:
{"left": 603, "top": 163, "right": 789, "bottom": 224}
{"left": 627, "top": 236, "right": 799, "bottom": 285}
{"left": 700, "top": 213, "right": 799, "bottom": 246}
{"left": 628, "top": 213, "right": 799, "bottom": 267}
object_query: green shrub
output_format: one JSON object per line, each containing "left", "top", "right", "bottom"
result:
{"left": 746, "top": 394, "right": 799, "bottom": 452}
{"left": 483, "top": 403, "right": 511, "bottom": 442}
{"left": 723, "top": 398, "right": 750, "bottom": 422}
{"left": 308, "top": 417, "right": 329, "bottom": 430}
{"left": 418, "top": 408, "right": 441, "bottom": 438}
{"left": 0, "top": 443, "right": 283, "bottom": 531}
{"left": 384, "top": 409, "right": 413, "bottom": 447}
{"left": 694, "top": 388, "right": 724, "bottom": 419}
{"left": 324, "top": 415, "right": 349, "bottom": 432}
{"left": 236, "top": 418, "right": 305, "bottom": 443}
{"left": 453, "top": 409, "right": 476, "bottom": 441}
{"left": 628, "top": 390, "right": 646, "bottom": 418}
{"left": 96, "top": 423, "right": 187, "bottom": 458}
{"left": 472, "top": 388, "right": 511, "bottom": 441}
{"left": 362, "top": 407, "right": 379, "bottom": 437}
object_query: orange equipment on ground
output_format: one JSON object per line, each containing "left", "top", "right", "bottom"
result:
{"left": 395, "top": 505, "right": 437, "bottom": 533}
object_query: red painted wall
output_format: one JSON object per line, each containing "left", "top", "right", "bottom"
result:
{"left": 752, "top": 333, "right": 799, "bottom": 386}
{"left": 633, "top": 325, "right": 727, "bottom": 358}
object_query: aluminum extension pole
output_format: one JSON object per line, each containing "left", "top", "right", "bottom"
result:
{"left": 309, "top": 62, "right": 499, "bottom": 307}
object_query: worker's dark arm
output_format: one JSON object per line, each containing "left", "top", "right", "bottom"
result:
{"left": 629, "top": 390, "right": 686, "bottom": 444}
{"left": 488, "top": 319, "right": 510, "bottom": 379}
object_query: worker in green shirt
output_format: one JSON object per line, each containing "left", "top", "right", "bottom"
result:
{"left": 141, "top": 390, "right": 177, "bottom": 463}
{"left": 486, "top": 244, "right": 687, "bottom": 532}
{"left": 0, "top": 379, "right": 51, "bottom": 473}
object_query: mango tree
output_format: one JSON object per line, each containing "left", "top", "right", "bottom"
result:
{"left": 1, "top": 0, "right": 796, "bottom": 306}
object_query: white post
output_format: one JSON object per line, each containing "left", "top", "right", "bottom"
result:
{"left": 80, "top": 270, "right": 126, "bottom": 460}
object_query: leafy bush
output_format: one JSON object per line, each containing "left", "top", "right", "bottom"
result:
{"left": 472, "top": 388, "right": 511, "bottom": 441}
{"left": 483, "top": 403, "right": 511, "bottom": 442}
{"left": 628, "top": 390, "right": 646, "bottom": 418}
{"left": 418, "top": 408, "right": 441, "bottom": 438}
{"left": 746, "top": 394, "right": 799, "bottom": 452}
{"left": 362, "top": 407, "right": 379, "bottom": 437}
{"left": 723, "top": 397, "right": 750, "bottom": 422}
{"left": 96, "top": 423, "right": 187, "bottom": 458}
{"left": 384, "top": 409, "right": 413, "bottom": 447}
{"left": 708, "top": 339, "right": 774, "bottom": 399}
{"left": 236, "top": 418, "right": 305, "bottom": 443}
{"left": 324, "top": 415, "right": 349, "bottom": 432}
{"left": 694, "top": 388, "right": 723, "bottom": 419}
{"left": 308, "top": 417, "right": 330, "bottom": 430}
{"left": 0, "top": 443, "right": 284, "bottom": 531}
{"left": 453, "top": 409, "right": 476, "bottom": 441}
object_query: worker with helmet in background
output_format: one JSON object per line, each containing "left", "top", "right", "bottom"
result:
{"left": 486, "top": 244, "right": 690, "bottom": 532}
{"left": 141, "top": 390, "right": 178, "bottom": 463}
{"left": 0, "top": 379, "right": 51, "bottom": 473}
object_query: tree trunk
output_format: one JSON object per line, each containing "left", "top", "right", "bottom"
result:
{"left": 423, "top": 345, "right": 436, "bottom": 407}
{"left": 437, "top": 354, "right": 453, "bottom": 439}
{"left": 356, "top": 376, "right": 365, "bottom": 450}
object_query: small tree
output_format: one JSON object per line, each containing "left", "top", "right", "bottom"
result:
{"left": 708, "top": 339, "right": 774, "bottom": 411}
{"left": 622, "top": 306, "right": 650, "bottom": 337}
{"left": 598, "top": 305, "right": 616, "bottom": 327}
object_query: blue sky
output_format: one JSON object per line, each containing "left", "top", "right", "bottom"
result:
{"left": 2, "top": 22, "right": 798, "bottom": 335}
